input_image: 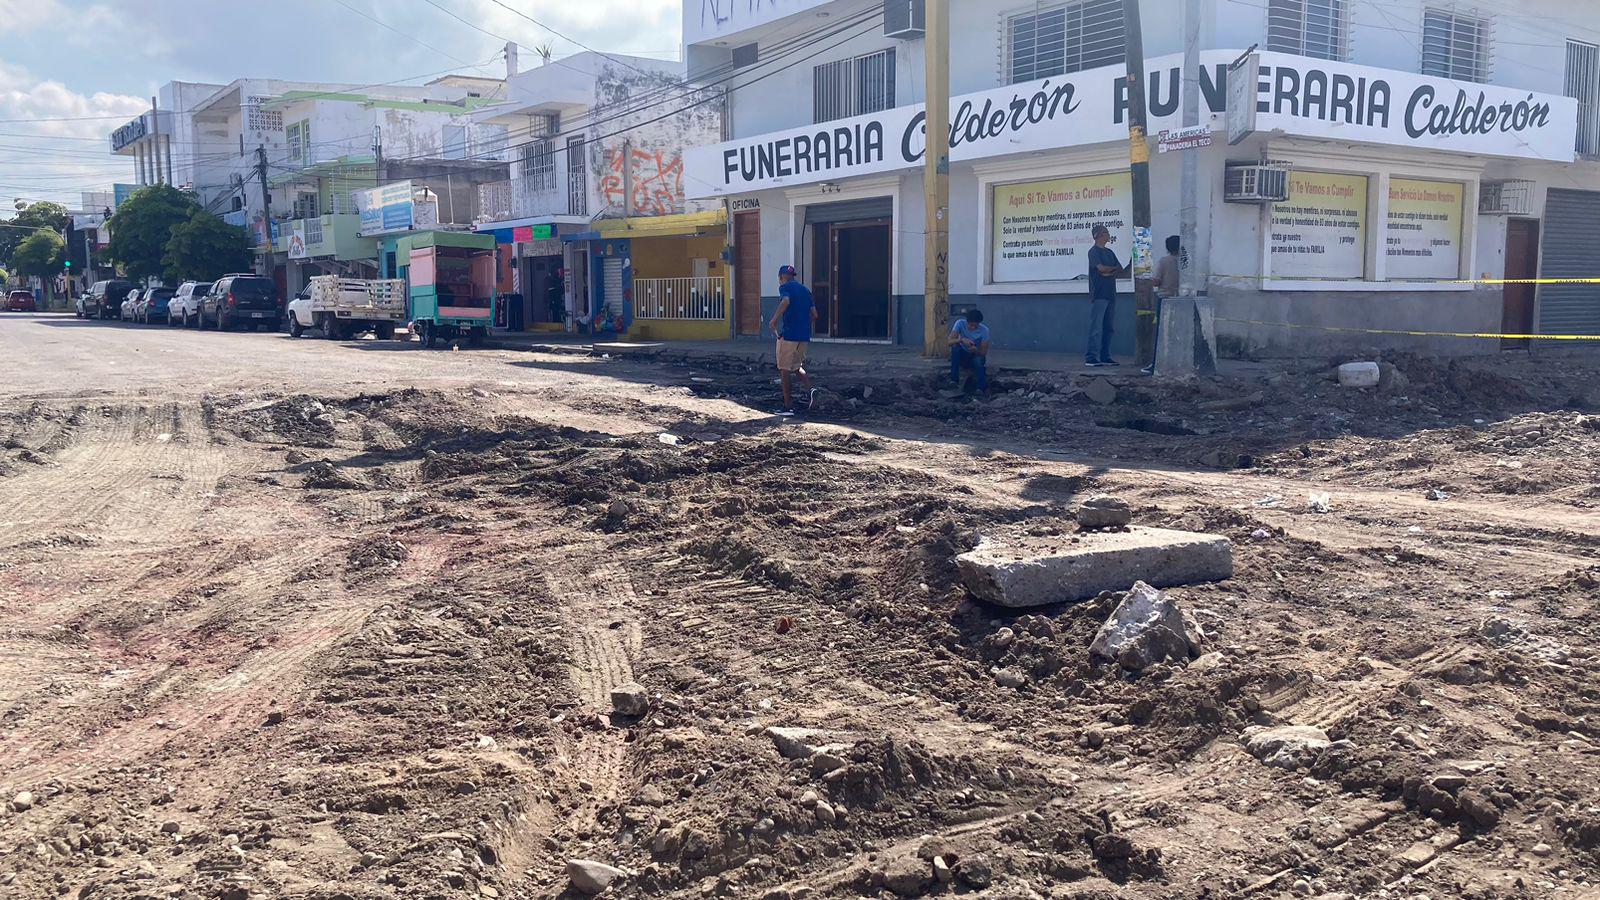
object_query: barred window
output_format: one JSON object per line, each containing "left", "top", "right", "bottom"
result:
{"left": 1422, "top": 8, "right": 1490, "bottom": 82}
{"left": 1568, "top": 40, "right": 1600, "bottom": 156}
{"left": 1007, "top": 0, "right": 1125, "bottom": 86}
{"left": 520, "top": 114, "right": 557, "bottom": 192}
{"left": 1265, "top": 0, "right": 1348, "bottom": 61}
{"left": 813, "top": 48, "right": 896, "bottom": 124}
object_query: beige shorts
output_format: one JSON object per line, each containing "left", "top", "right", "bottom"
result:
{"left": 776, "top": 339, "right": 809, "bottom": 372}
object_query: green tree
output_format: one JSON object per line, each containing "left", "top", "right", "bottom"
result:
{"left": 164, "top": 211, "right": 254, "bottom": 282}
{"left": 11, "top": 228, "right": 65, "bottom": 281}
{"left": 105, "top": 184, "right": 201, "bottom": 282}
{"left": 0, "top": 201, "right": 69, "bottom": 268}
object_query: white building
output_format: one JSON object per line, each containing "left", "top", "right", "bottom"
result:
{"left": 684, "top": 0, "right": 1600, "bottom": 356}
{"left": 109, "top": 81, "right": 227, "bottom": 194}
{"left": 471, "top": 50, "right": 726, "bottom": 337}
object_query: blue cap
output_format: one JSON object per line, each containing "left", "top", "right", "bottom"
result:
{"left": 778, "top": 264, "right": 797, "bottom": 277}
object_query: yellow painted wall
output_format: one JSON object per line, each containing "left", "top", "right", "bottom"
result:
{"left": 628, "top": 230, "right": 731, "bottom": 340}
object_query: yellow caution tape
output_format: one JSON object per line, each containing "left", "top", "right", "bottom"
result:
{"left": 1213, "top": 316, "right": 1600, "bottom": 342}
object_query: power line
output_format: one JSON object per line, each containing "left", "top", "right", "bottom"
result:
{"left": 326, "top": 0, "right": 477, "bottom": 68}
{"left": 480, "top": 0, "right": 674, "bottom": 83}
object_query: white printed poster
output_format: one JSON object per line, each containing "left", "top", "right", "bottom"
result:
{"left": 1385, "top": 177, "right": 1464, "bottom": 281}
{"left": 991, "top": 172, "right": 1133, "bottom": 283}
{"left": 1269, "top": 171, "right": 1369, "bottom": 279}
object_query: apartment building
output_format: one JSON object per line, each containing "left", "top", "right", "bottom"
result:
{"left": 685, "top": 0, "right": 1600, "bottom": 356}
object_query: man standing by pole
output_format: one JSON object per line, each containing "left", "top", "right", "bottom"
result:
{"left": 922, "top": 0, "right": 951, "bottom": 358}
{"left": 1121, "top": 0, "right": 1156, "bottom": 368}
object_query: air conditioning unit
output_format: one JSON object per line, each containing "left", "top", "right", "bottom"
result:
{"left": 1224, "top": 163, "right": 1289, "bottom": 203}
{"left": 885, "top": 0, "right": 925, "bottom": 39}
{"left": 1478, "top": 179, "right": 1534, "bottom": 216}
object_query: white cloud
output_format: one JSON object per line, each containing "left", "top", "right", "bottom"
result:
{"left": 0, "top": 61, "right": 146, "bottom": 205}
{"left": 0, "top": 0, "right": 66, "bottom": 32}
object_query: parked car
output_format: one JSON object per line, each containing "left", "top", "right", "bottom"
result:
{"left": 288, "top": 276, "right": 404, "bottom": 340}
{"left": 199, "top": 274, "right": 279, "bottom": 331}
{"left": 137, "top": 287, "right": 176, "bottom": 324}
{"left": 81, "top": 279, "right": 134, "bottom": 320}
{"left": 6, "top": 290, "right": 35, "bottom": 312}
{"left": 169, "top": 281, "right": 212, "bottom": 328}
{"left": 120, "top": 289, "right": 143, "bottom": 322}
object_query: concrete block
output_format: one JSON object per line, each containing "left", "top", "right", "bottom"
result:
{"left": 955, "top": 527, "right": 1233, "bottom": 608}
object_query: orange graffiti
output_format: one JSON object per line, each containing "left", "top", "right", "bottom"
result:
{"left": 600, "top": 146, "right": 684, "bottom": 216}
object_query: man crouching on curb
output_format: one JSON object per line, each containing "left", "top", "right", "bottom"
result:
{"left": 768, "top": 264, "right": 817, "bottom": 416}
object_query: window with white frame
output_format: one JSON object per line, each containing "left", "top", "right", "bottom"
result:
{"left": 1421, "top": 8, "right": 1490, "bottom": 82}
{"left": 1567, "top": 40, "right": 1600, "bottom": 156}
{"left": 813, "top": 48, "right": 896, "bottom": 124}
{"left": 287, "top": 119, "right": 311, "bottom": 163}
{"left": 1265, "top": 0, "right": 1349, "bottom": 61}
{"left": 519, "top": 114, "right": 557, "bottom": 192}
{"left": 1006, "top": 0, "right": 1125, "bottom": 86}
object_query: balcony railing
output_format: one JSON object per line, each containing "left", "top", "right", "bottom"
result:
{"left": 476, "top": 176, "right": 588, "bottom": 224}
{"left": 479, "top": 180, "right": 514, "bottom": 223}
{"left": 634, "top": 277, "right": 728, "bottom": 321}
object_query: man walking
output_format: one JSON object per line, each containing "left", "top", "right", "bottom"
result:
{"left": 1085, "top": 224, "right": 1127, "bottom": 367}
{"left": 768, "top": 264, "right": 817, "bottom": 415}
{"left": 947, "top": 308, "right": 990, "bottom": 394}
{"left": 1143, "top": 235, "right": 1181, "bottom": 376}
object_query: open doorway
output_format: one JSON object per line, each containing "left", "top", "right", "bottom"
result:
{"left": 807, "top": 212, "right": 892, "bottom": 342}
{"left": 1501, "top": 218, "right": 1539, "bottom": 350}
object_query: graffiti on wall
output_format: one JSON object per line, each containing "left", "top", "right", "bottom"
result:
{"left": 599, "top": 147, "right": 686, "bottom": 217}
{"left": 687, "top": 0, "right": 830, "bottom": 44}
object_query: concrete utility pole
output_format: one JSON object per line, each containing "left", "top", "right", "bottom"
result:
{"left": 150, "top": 97, "right": 162, "bottom": 185}
{"left": 372, "top": 126, "right": 384, "bottom": 183}
{"left": 257, "top": 146, "right": 274, "bottom": 281}
{"left": 922, "top": 0, "right": 950, "bottom": 357}
{"left": 621, "top": 139, "right": 634, "bottom": 217}
{"left": 1156, "top": 0, "right": 1217, "bottom": 377}
{"left": 1122, "top": 0, "right": 1155, "bottom": 367}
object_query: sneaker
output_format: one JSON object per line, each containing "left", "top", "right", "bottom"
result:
{"left": 1084, "top": 359, "right": 1104, "bottom": 368}
{"left": 1140, "top": 364, "right": 1156, "bottom": 376}
{"left": 1101, "top": 359, "right": 1122, "bottom": 368}
{"left": 774, "top": 408, "right": 796, "bottom": 417}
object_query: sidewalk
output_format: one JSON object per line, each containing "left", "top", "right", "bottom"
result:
{"left": 483, "top": 331, "right": 1273, "bottom": 380}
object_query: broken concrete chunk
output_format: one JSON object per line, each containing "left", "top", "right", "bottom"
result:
{"left": 1089, "top": 582, "right": 1196, "bottom": 670}
{"left": 1077, "top": 495, "right": 1132, "bottom": 530}
{"left": 1244, "top": 725, "right": 1332, "bottom": 769}
{"left": 610, "top": 682, "right": 649, "bottom": 717}
{"left": 566, "top": 859, "right": 625, "bottom": 895}
{"left": 1337, "top": 361, "right": 1380, "bottom": 388}
{"left": 956, "top": 527, "right": 1233, "bottom": 607}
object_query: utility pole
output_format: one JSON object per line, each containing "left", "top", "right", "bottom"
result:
{"left": 372, "top": 126, "right": 384, "bottom": 183}
{"left": 256, "top": 145, "right": 274, "bottom": 281}
{"left": 150, "top": 96, "right": 162, "bottom": 184}
{"left": 1155, "top": 0, "right": 1216, "bottom": 377}
{"left": 922, "top": 0, "right": 950, "bottom": 357}
{"left": 1122, "top": 0, "right": 1155, "bottom": 367}
{"left": 621, "top": 139, "right": 634, "bottom": 217}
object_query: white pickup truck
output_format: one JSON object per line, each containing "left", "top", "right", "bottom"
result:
{"left": 287, "top": 276, "right": 406, "bottom": 340}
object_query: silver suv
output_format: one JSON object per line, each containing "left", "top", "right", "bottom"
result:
{"left": 169, "top": 281, "right": 212, "bottom": 328}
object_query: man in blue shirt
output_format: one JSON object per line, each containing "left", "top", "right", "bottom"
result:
{"left": 947, "top": 308, "right": 990, "bottom": 394}
{"left": 1085, "top": 224, "right": 1127, "bottom": 367}
{"left": 767, "top": 264, "right": 817, "bottom": 414}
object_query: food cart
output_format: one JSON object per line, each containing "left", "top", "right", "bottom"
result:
{"left": 402, "top": 230, "right": 497, "bottom": 347}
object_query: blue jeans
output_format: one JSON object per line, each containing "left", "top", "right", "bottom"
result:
{"left": 950, "top": 345, "right": 987, "bottom": 392}
{"left": 1086, "top": 295, "right": 1115, "bottom": 362}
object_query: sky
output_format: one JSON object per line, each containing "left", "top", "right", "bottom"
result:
{"left": 0, "top": 0, "right": 682, "bottom": 211}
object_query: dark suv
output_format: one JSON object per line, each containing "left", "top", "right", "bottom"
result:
{"left": 199, "top": 274, "right": 279, "bottom": 331}
{"left": 83, "top": 279, "right": 135, "bottom": 320}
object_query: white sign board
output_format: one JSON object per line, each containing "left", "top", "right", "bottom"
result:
{"left": 1227, "top": 53, "right": 1259, "bottom": 145}
{"left": 1158, "top": 125, "right": 1213, "bottom": 153}
{"left": 991, "top": 172, "right": 1134, "bottom": 283}
{"left": 1269, "top": 171, "right": 1369, "bottom": 280}
{"left": 687, "top": 49, "right": 1577, "bottom": 196}
{"left": 1385, "top": 177, "right": 1465, "bottom": 281}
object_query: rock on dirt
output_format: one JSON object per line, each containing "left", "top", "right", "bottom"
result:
{"left": 1244, "top": 725, "right": 1332, "bottom": 769}
{"left": 1078, "top": 495, "right": 1132, "bottom": 529}
{"left": 880, "top": 852, "right": 933, "bottom": 897}
{"left": 1088, "top": 581, "right": 1202, "bottom": 671}
{"left": 567, "top": 859, "right": 626, "bottom": 895}
{"left": 956, "top": 528, "right": 1233, "bottom": 607}
{"left": 610, "top": 682, "right": 649, "bottom": 717}
{"left": 10, "top": 791, "right": 33, "bottom": 812}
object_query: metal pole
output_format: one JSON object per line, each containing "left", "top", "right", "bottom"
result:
{"left": 257, "top": 145, "right": 275, "bottom": 282}
{"left": 149, "top": 97, "right": 162, "bottom": 184}
{"left": 1122, "top": 0, "right": 1156, "bottom": 367}
{"left": 922, "top": 0, "right": 951, "bottom": 357}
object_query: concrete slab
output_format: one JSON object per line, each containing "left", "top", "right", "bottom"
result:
{"left": 955, "top": 526, "right": 1233, "bottom": 608}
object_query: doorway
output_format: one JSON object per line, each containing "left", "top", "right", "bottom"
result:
{"left": 1501, "top": 217, "right": 1540, "bottom": 350}
{"left": 808, "top": 218, "right": 892, "bottom": 341}
{"left": 734, "top": 211, "right": 762, "bottom": 335}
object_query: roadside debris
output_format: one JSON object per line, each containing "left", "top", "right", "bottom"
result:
{"left": 1337, "top": 361, "right": 1380, "bottom": 388}
{"left": 1077, "top": 495, "right": 1133, "bottom": 530}
{"left": 1088, "top": 581, "right": 1204, "bottom": 671}
{"left": 956, "top": 527, "right": 1233, "bottom": 607}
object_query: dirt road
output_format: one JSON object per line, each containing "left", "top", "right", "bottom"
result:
{"left": 2, "top": 312, "right": 1596, "bottom": 899}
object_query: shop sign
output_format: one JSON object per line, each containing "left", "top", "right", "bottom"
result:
{"left": 991, "top": 172, "right": 1134, "bottom": 283}
{"left": 729, "top": 198, "right": 761, "bottom": 212}
{"left": 1227, "top": 53, "right": 1259, "bottom": 145}
{"left": 1157, "top": 125, "right": 1213, "bottom": 153}
{"left": 689, "top": 50, "right": 1576, "bottom": 195}
{"left": 354, "top": 181, "right": 416, "bottom": 236}
{"left": 1385, "top": 177, "right": 1464, "bottom": 281}
{"left": 1269, "top": 171, "right": 1369, "bottom": 280}
{"left": 111, "top": 115, "right": 148, "bottom": 151}
{"left": 287, "top": 221, "right": 308, "bottom": 260}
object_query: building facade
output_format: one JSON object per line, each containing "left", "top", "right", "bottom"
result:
{"left": 471, "top": 51, "right": 726, "bottom": 337}
{"left": 684, "top": 0, "right": 1600, "bottom": 356}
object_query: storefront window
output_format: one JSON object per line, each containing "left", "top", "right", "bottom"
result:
{"left": 1269, "top": 171, "right": 1369, "bottom": 280}
{"left": 1385, "top": 177, "right": 1465, "bottom": 281}
{"left": 990, "top": 171, "right": 1133, "bottom": 284}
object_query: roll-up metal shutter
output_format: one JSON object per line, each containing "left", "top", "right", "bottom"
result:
{"left": 601, "top": 257, "right": 624, "bottom": 317}
{"left": 1539, "top": 189, "right": 1600, "bottom": 337}
{"left": 804, "top": 197, "right": 894, "bottom": 225}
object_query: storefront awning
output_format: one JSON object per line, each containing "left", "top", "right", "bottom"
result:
{"left": 593, "top": 209, "right": 727, "bottom": 239}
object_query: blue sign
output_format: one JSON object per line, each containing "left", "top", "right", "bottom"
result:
{"left": 113, "top": 183, "right": 137, "bottom": 209}
{"left": 354, "top": 180, "right": 415, "bottom": 236}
